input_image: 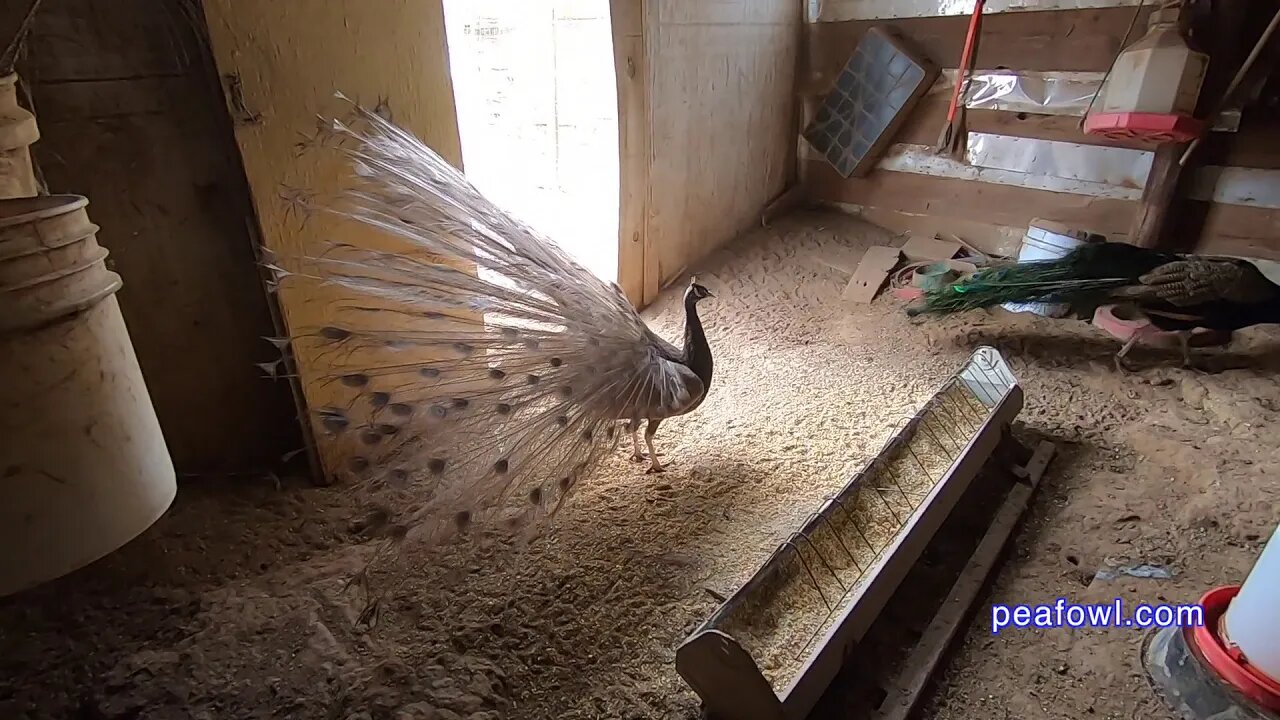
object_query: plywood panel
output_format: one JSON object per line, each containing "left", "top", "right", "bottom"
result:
{"left": 645, "top": 0, "right": 802, "bottom": 301}
{"left": 23, "top": 0, "right": 301, "bottom": 473}
{"left": 200, "top": 0, "right": 464, "bottom": 482}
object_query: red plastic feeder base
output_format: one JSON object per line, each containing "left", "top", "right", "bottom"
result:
{"left": 1084, "top": 112, "right": 1206, "bottom": 143}
{"left": 1187, "top": 585, "right": 1280, "bottom": 713}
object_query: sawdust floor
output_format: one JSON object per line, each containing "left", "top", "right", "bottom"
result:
{"left": 3, "top": 210, "right": 1279, "bottom": 720}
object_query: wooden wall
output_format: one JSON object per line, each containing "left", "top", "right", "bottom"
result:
{"left": 619, "top": 0, "right": 804, "bottom": 307}
{"left": 18, "top": 0, "right": 301, "bottom": 474}
{"left": 800, "top": 1, "right": 1280, "bottom": 260}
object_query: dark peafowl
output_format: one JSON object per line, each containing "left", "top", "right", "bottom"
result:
{"left": 907, "top": 241, "right": 1280, "bottom": 370}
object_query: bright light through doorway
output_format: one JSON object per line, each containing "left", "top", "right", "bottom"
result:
{"left": 443, "top": 0, "right": 620, "bottom": 285}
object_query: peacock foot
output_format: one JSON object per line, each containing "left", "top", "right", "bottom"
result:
{"left": 630, "top": 453, "right": 646, "bottom": 463}
{"left": 1113, "top": 354, "right": 1136, "bottom": 374}
{"left": 645, "top": 463, "right": 666, "bottom": 475}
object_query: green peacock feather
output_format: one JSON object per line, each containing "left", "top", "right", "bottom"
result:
{"left": 906, "top": 242, "right": 1181, "bottom": 317}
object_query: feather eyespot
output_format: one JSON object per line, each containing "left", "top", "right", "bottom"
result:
{"left": 348, "top": 456, "right": 369, "bottom": 472}
{"left": 495, "top": 403, "right": 512, "bottom": 416}
{"left": 558, "top": 385, "right": 574, "bottom": 399}
{"left": 341, "top": 373, "right": 370, "bottom": 387}
{"left": 369, "top": 392, "right": 391, "bottom": 408}
{"left": 549, "top": 357, "right": 563, "bottom": 367}
{"left": 526, "top": 374, "right": 540, "bottom": 385}
{"left": 493, "top": 459, "right": 510, "bottom": 474}
{"left": 555, "top": 415, "right": 569, "bottom": 426}
{"left": 427, "top": 458, "right": 446, "bottom": 475}
{"left": 451, "top": 398, "right": 470, "bottom": 409}
{"left": 420, "top": 367, "right": 441, "bottom": 378}
{"left": 429, "top": 405, "right": 448, "bottom": 420}
{"left": 528, "top": 487, "right": 543, "bottom": 505}
{"left": 321, "top": 326, "right": 351, "bottom": 340}
{"left": 360, "top": 429, "right": 383, "bottom": 445}
{"left": 389, "top": 403, "right": 413, "bottom": 417}
{"left": 320, "top": 413, "right": 349, "bottom": 433}
{"left": 454, "top": 510, "right": 471, "bottom": 530}
{"left": 489, "top": 368, "right": 507, "bottom": 380}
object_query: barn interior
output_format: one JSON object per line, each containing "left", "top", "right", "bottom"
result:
{"left": 2, "top": 1, "right": 1280, "bottom": 719}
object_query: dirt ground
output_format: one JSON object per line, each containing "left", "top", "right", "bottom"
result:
{"left": 3, "top": 210, "right": 1278, "bottom": 720}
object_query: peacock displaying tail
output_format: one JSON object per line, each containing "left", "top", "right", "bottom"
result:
{"left": 263, "top": 95, "right": 715, "bottom": 621}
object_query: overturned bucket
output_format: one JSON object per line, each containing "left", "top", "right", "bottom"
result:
{"left": 0, "top": 194, "right": 176, "bottom": 597}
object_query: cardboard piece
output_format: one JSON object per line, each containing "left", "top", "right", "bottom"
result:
{"left": 901, "top": 235, "right": 962, "bottom": 263}
{"left": 844, "top": 246, "right": 902, "bottom": 303}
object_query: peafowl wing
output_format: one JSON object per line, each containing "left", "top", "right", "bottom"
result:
{"left": 1110, "top": 258, "right": 1280, "bottom": 307}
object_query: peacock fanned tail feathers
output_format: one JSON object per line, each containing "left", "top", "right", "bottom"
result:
{"left": 260, "top": 94, "right": 670, "bottom": 620}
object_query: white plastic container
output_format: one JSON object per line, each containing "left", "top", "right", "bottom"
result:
{"left": 0, "top": 195, "right": 176, "bottom": 597}
{"left": 0, "top": 73, "right": 40, "bottom": 200}
{"left": 1001, "top": 219, "right": 1090, "bottom": 318}
{"left": 1222, "top": 522, "right": 1280, "bottom": 684}
{"left": 1097, "top": 5, "right": 1208, "bottom": 116}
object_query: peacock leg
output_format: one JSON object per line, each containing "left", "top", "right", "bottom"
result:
{"left": 1177, "top": 331, "right": 1193, "bottom": 368}
{"left": 644, "top": 418, "right": 665, "bottom": 474}
{"left": 1113, "top": 334, "right": 1140, "bottom": 374}
{"left": 628, "top": 419, "right": 644, "bottom": 463}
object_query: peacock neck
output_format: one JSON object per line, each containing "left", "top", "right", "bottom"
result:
{"left": 682, "top": 295, "right": 713, "bottom": 383}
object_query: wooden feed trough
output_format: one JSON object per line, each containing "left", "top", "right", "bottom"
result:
{"left": 675, "top": 346, "right": 1055, "bottom": 720}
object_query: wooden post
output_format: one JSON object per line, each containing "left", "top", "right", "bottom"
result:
{"left": 1128, "top": 142, "right": 1188, "bottom": 248}
{"left": 1129, "top": 0, "right": 1254, "bottom": 251}
{"left": 1127, "top": 0, "right": 1196, "bottom": 249}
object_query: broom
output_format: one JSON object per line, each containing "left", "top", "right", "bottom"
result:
{"left": 935, "top": 0, "right": 984, "bottom": 158}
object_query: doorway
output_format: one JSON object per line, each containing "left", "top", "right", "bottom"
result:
{"left": 443, "top": 0, "right": 620, "bottom": 284}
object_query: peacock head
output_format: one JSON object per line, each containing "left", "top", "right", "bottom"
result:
{"left": 686, "top": 276, "right": 715, "bottom": 303}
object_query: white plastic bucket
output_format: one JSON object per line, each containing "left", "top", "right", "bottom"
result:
{"left": 1223, "top": 522, "right": 1280, "bottom": 683}
{"left": 1001, "top": 220, "right": 1089, "bottom": 318}
{"left": 0, "top": 195, "right": 176, "bottom": 597}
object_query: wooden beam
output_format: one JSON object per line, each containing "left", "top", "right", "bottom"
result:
{"left": 809, "top": 6, "right": 1155, "bottom": 84}
{"left": 1176, "top": 0, "right": 1269, "bottom": 253}
{"left": 1128, "top": 142, "right": 1188, "bottom": 248}
{"left": 806, "top": 159, "right": 1138, "bottom": 235}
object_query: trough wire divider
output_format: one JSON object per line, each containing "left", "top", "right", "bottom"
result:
{"left": 761, "top": 349, "right": 1014, "bottom": 662}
